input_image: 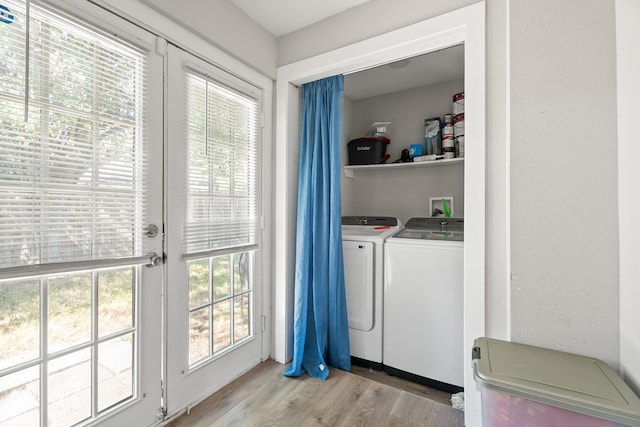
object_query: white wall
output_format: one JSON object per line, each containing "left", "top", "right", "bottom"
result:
{"left": 140, "top": 0, "right": 277, "bottom": 77}
{"left": 485, "top": 0, "right": 510, "bottom": 340}
{"left": 278, "top": 0, "right": 479, "bottom": 66}
{"left": 616, "top": 0, "right": 640, "bottom": 394}
{"left": 342, "top": 80, "right": 465, "bottom": 223}
{"left": 342, "top": 97, "right": 356, "bottom": 214}
{"left": 343, "top": 165, "right": 464, "bottom": 224}
{"left": 509, "top": 0, "right": 619, "bottom": 367}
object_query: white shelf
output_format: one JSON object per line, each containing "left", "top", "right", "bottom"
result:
{"left": 344, "top": 157, "right": 464, "bottom": 178}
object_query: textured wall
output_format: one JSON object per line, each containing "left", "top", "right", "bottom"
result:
{"left": 616, "top": 0, "right": 640, "bottom": 394}
{"left": 142, "top": 0, "right": 278, "bottom": 77}
{"left": 510, "top": 0, "right": 619, "bottom": 367}
{"left": 278, "top": 0, "right": 479, "bottom": 66}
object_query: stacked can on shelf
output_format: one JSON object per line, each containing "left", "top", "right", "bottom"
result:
{"left": 423, "top": 92, "right": 465, "bottom": 160}
{"left": 453, "top": 92, "right": 465, "bottom": 158}
{"left": 441, "top": 114, "right": 455, "bottom": 158}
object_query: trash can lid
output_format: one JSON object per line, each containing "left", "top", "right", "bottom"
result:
{"left": 472, "top": 337, "right": 640, "bottom": 427}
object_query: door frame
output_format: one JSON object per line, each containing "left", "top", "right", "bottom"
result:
{"left": 274, "top": 3, "right": 485, "bottom": 426}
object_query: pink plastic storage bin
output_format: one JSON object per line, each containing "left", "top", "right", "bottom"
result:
{"left": 480, "top": 388, "right": 626, "bottom": 427}
{"left": 473, "top": 338, "right": 640, "bottom": 427}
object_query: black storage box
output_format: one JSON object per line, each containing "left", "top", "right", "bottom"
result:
{"left": 347, "top": 137, "right": 390, "bottom": 165}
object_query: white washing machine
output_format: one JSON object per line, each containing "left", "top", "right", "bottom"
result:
{"left": 383, "top": 217, "right": 464, "bottom": 391}
{"left": 342, "top": 216, "right": 401, "bottom": 368}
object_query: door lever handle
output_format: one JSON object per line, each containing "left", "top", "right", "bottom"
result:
{"left": 146, "top": 252, "right": 163, "bottom": 267}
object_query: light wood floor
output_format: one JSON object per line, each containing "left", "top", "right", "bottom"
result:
{"left": 168, "top": 360, "right": 465, "bottom": 427}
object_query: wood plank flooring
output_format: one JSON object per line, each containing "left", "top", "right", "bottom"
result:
{"left": 168, "top": 360, "right": 465, "bottom": 427}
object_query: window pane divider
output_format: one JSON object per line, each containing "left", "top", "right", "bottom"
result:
{"left": 188, "top": 288, "right": 252, "bottom": 313}
{"left": 0, "top": 326, "right": 138, "bottom": 387}
{"left": 0, "top": 355, "right": 43, "bottom": 378}
{"left": 183, "top": 244, "right": 257, "bottom": 262}
{"left": 0, "top": 253, "right": 160, "bottom": 281}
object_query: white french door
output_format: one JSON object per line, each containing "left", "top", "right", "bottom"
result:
{"left": 164, "top": 45, "right": 265, "bottom": 415}
{"left": 0, "top": 1, "right": 163, "bottom": 426}
{"left": 1, "top": 2, "right": 267, "bottom": 424}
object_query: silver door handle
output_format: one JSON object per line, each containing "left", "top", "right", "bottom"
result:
{"left": 0, "top": 252, "right": 164, "bottom": 280}
{"left": 146, "top": 253, "right": 163, "bottom": 267}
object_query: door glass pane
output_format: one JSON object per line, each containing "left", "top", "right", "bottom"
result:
{"left": 188, "top": 259, "right": 210, "bottom": 307}
{"left": 0, "top": 366, "right": 40, "bottom": 426}
{"left": 48, "top": 273, "right": 92, "bottom": 352}
{"left": 212, "top": 255, "right": 231, "bottom": 300}
{"left": 183, "top": 73, "right": 259, "bottom": 253}
{"left": 187, "top": 252, "right": 256, "bottom": 366}
{"left": 189, "top": 307, "right": 210, "bottom": 365}
{"left": 48, "top": 349, "right": 91, "bottom": 426}
{"left": 180, "top": 67, "right": 259, "bottom": 372}
{"left": 98, "top": 267, "right": 134, "bottom": 337}
{"left": 234, "top": 294, "right": 250, "bottom": 342}
{"left": 98, "top": 334, "right": 133, "bottom": 412}
{"left": 0, "top": 279, "right": 40, "bottom": 369}
{"left": 213, "top": 300, "right": 231, "bottom": 353}
{"left": 0, "top": 2, "right": 148, "bottom": 269}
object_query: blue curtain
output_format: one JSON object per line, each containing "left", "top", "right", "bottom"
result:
{"left": 283, "top": 75, "right": 351, "bottom": 380}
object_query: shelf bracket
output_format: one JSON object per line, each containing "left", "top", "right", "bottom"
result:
{"left": 344, "top": 167, "right": 354, "bottom": 179}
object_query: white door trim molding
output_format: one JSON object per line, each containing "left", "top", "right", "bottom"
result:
{"left": 274, "top": 3, "right": 485, "bottom": 426}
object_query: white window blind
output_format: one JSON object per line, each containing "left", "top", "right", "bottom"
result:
{"left": 0, "top": 0, "right": 149, "bottom": 268}
{"left": 184, "top": 72, "right": 259, "bottom": 254}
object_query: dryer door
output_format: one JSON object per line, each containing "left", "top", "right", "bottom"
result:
{"left": 342, "top": 240, "right": 374, "bottom": 331}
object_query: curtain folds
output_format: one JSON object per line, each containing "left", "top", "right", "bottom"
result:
{"left": 283, "top": 75, "right": 351, "bottom": 380}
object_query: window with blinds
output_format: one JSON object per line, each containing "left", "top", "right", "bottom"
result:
{"left": 0, "top": 1, "right": 157, "bottom": 425}
{"left": 184, "top": 72, "right": 259, "bottom": 255}
{"left": 0, "top": 0, "right": 148, "bottom": 269}
{"left": 183, "top": 70, "right": 260, "bottom": 366}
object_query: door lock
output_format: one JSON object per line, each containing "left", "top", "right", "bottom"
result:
{"left": 144, "top": 224, "right": 159, "bottom": 238}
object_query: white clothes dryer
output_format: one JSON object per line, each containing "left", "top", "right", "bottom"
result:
{"left": 384, "top": 217, "right": 464, "bottom": 392}
{"left": 342, "top": 216, "right": 401, "bottom": 369}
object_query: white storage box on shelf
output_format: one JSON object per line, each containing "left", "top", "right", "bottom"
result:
{"left": 473, "top": 337, "right": 640, "bottom": 427}
{"left": 365, "top": 121, "right": 392, "bottom": 139}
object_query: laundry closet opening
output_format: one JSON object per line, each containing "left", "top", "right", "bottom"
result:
{"left": 274, "top": 4, "right": 485, "bottom": 423}
{"left": 340, "top": 44, "right": 466, "bottom": 393}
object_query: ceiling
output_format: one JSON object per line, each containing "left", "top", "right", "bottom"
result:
{"left": 344, "top": 45, "right": 465, "bottom": 100}
{"left": 229, "top": 0, "right": 374, "bottom": 38}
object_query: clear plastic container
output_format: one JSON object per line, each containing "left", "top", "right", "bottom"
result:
{"left": 473, "top": 338, "right": 640, "bottom": 427}
{"left": 365, "top": 122, "right": 392, "bottom": 139}
{"left": 424, "top": 118, "right": 441, "bottom": 155}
